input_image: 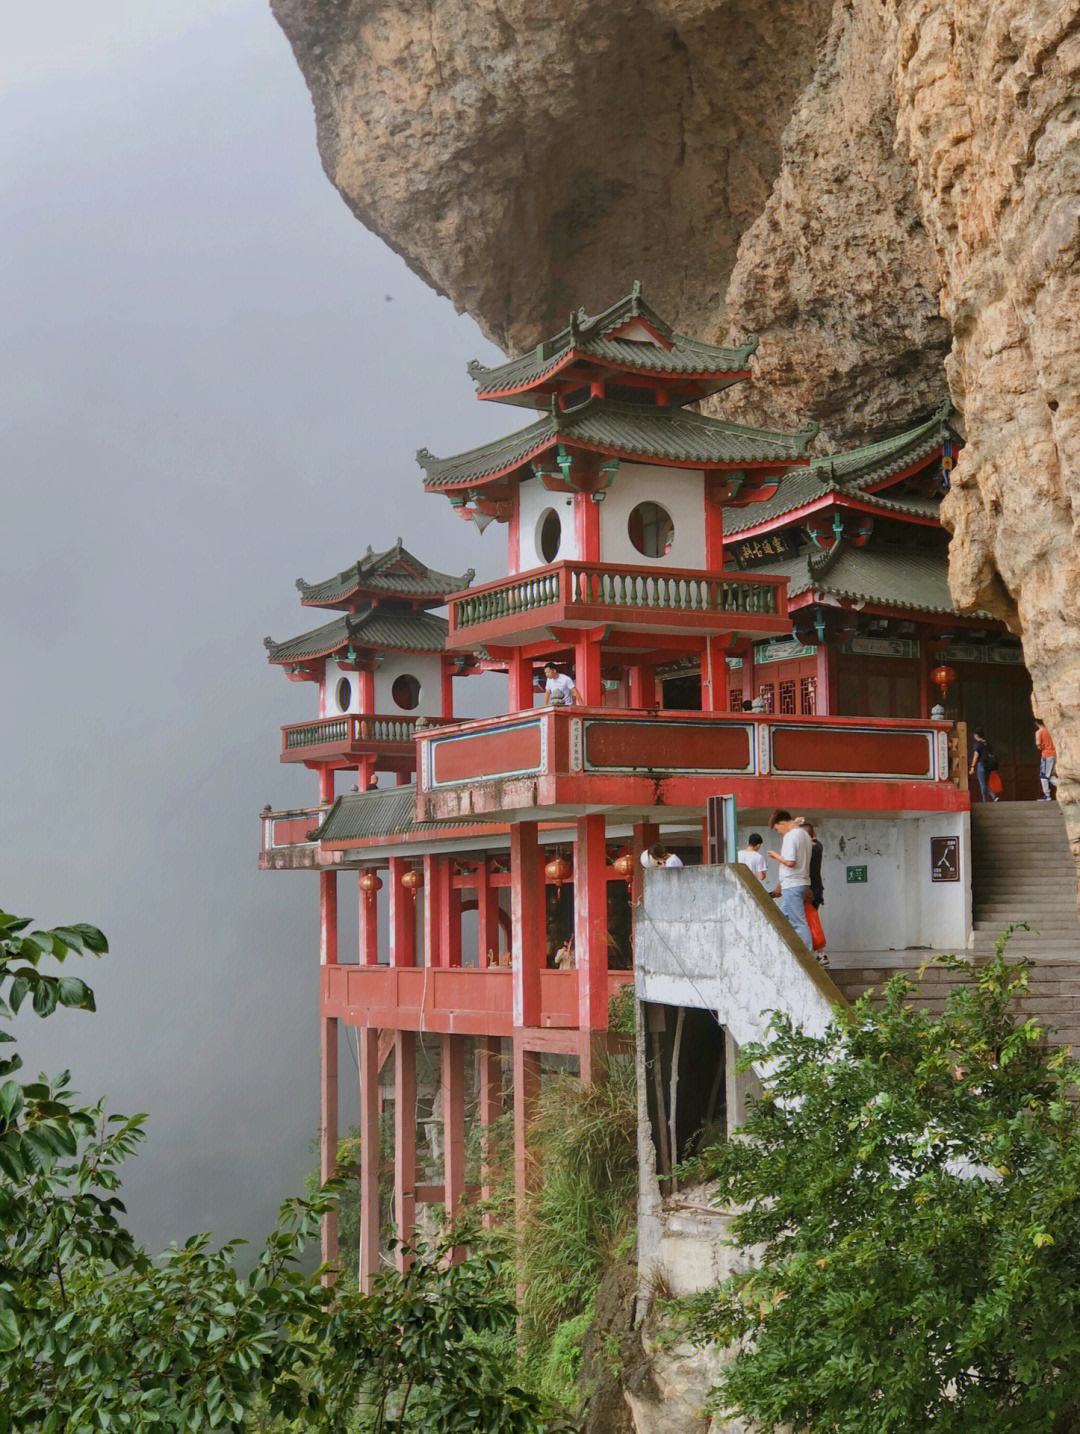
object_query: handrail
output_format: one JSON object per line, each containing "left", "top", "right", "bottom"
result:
{"left": 450, "top": 560, "right": 786, "bottom": 630}
{"left": 281, "top": 714, "right": 457, "bottom": 751}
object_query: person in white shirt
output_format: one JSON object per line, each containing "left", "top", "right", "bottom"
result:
{"left": 737, "top": 832, "right": 768, "bottom": 884}
{"left": 541, "top": 662, "right": 582, "bottom": 707}
{"left": 641, "top": 842, "right": 683, "bottom": 869}
{"left": 766, "top": 808, "right": 813, "bottom": 949}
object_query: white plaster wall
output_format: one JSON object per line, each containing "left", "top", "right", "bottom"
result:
{"left": 515, "top": 476, "right": 579, "bottom": 570}
{"left": 323, "top": 659, "right": 360, "bottom": 716}
{"left": 735, "top": 811, "right": 971, "bottom": 955}
{"left": 373, "top": 651, "right": 443, "bottom": 716}
{"left": 597, "top": 461, "right": 706, "bottom": 568}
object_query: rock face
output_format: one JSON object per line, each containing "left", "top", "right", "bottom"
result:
{"left": 272, "top": 3, "right": 1080, "bottom": 868}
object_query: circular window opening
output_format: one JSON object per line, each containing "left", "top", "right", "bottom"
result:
{"left": 335, "top": 676, "right": 353, "bottom": 712}
{"left": 628, "top": 501, "right": 674, "bottom": 558}
{"left": 391, "top": 674, "right": 421, "bottom": 710}
{"left": 536, "top": 507, "right": 562, "bottom": 564}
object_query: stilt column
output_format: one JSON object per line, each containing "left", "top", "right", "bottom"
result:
{"left": 575, "top": 813, "right": 609, "bottom": 1040}
{"left": 477, "top": 1037, "right": 503, "bottom": 1223}
{"left": 512, "top": 1040, "right": 541, "bottom": 1225}
{"left": 441, "top": 1034, "right": 466, "bottom": 1248}
{"left": 393, "top": 1031, "right": 417, "bottom": 1272}
{"left": 358, "top": 1028, "right": 380, "bottom": 1291}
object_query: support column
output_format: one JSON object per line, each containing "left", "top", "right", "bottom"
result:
{"left": 508, "top": 651, "right": 534, "bottom": 711}
{"left": 704, "top": 484, "right": 725, "bottom": 571}
{"left": 574, "top": 635, "right": 603, "bottom": 707}
{"left": 319, "top": 871, "right": 338, "bottom": 967}
{"left": 440, "top": 658, "right": 455, "bottom": 718}
{"left": 476, "top": 857, "right": 500, "bottom": 968}
{"left": 477, "top": 1037, "right": 503, "bottom": 1222}
{"left": 393, "top": 1031, "right": 417, "bottom": 1272}
{"left": 358, "top": 1027, "right": 380, "bottom": 1292}
{"left": 389, "top": 858, "right": 415, "bottom": 967}
{"left": 423, "top": 853, "right": 447, "bottom": 967}
{"left": 629, "top": 662, "right": 657, "bottom": 710}
{"left": 512, "top": 1040, "right": 541, "bottom": 1225}
{"left": 511, "top": 822, "right": 544, "bottom": 1028}
{"left": 702, "top": 636, "right": 730, "bottom": 712}
{"left": 575, "top": 813, "right": 609, "bottom": 1041}
{"left": 815, "top": 641, "right": 836, "bottom": 716}
{"left": 319, "top": 1015, "right": 338, "bottom": 1275}
{"left": 574, "top": 490, "right": 601, "bottom": 563}
{"left": 441, "top": 1034, "right": 466, "bottom": 1244}
{"left": 359, "top": 871, "right": 379, "bottom": 965}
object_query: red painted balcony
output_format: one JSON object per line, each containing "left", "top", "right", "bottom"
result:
{"left": 443, "top": 560, "right": 790, "bottom": 650}
{"left": 415, "top": 707, "right": 966, "bottom": 822}
{"left": 280, "top": 713, "right": 457, "bottom": 771}
{"left": 321, "top": 962, "right": 635, "bottom": 1037}
{"left": 259, "top": 804, "right": 343, "bottom": 870}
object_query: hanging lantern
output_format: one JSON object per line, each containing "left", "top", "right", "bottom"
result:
{"left": 401, "top": 867, "right": 424, "bottom": 894}
{"left": 930, "top": 664, "right": 957, "bottom": 699}
{"left": 544, "top": 855, "right": 572, "bottom": 886}
{"left": 359, "top": 870, "right": 382, "bottom": 897}
{"left": 613, "top": 852, "right": 635, "bottom": 885}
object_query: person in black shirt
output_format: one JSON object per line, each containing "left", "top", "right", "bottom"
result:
{"left": 805, "top": 822, "right": 825, "bottom": 909}
{"left": 969, "top": 728, "right": 1000, "bottom": 802}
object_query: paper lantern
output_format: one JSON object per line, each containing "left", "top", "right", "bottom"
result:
{"left": 544, "top": 856, "right": 571, "bottom": 886}
{"left": 359, "top": 870, "right": 383, "bottom": 896}
{"left": 930, "top": 664, "right": 957, "bottom": 698}
{"left": 401, "top": 867, "right": 424, "bottom": 893}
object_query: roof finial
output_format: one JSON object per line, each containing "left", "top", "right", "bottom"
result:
{"left": 295, "top": 577, "right": 307, "bottom": 592}
{"left": 365, "top": 544, "right": 373, "bottom": 555}
{"left": 631, "top": 278, "right": 642, "bottom": 312}
{"left": 568, "top": 310, "right": 579, "bottom": 343}
{"left": 263, "top": 636, "right": 275, "bottom": 651}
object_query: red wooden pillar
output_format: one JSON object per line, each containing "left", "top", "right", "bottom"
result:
{"left": 815, "top": 641, "right": 836, "bottom": 716}
{"left": 511, "top": 822, "right": 544, "bottom": 1028}
{"left": 704, "top": 483, "right": 725, "bottom": 572}
{"left": 319, "top": 866, "right": 339, "bottom": 1273}
{"left": 394, "top": 1031, "right": 417, "bottom": 1272}
{"left": 575, "top": 635, "right": 603, "bottom": 707}
{"left": 441, "top": 1035, "right": 466, "bottom": 1243}
{"left": 702, "top": 635, "right": 730, "bottom": 712}
{"left": 389, "top": 857, "right": 415, "bottom": 967}
{"left": 477, "top": 1037, "right": 503, "bottom": 1222}
{"left": 575, "top": 813, "right": 609, "bottom": 1042}
{"left": 358, "top": 1027, "right": 380, "bottom": 1292}
{"left": 359, "top": 871, "right": 379, "bottom": 965}
{"left": 319, "top": 1015, "right": 338, "bottom": 1274}
{"left": 512, "top": 1039, "right": 541, "bottom": 1225}
{"left": 629, "top": 662, "right": 657, "bottom": 710}
{"left": 440, "top": 658, "right": 455, "bottom": 718}
{"left": 574, "top": 491, "right": 601, "bottom": 563}
{"left": 631, "top": 820, "right": 660, "bottom": 910}
{"left": 476, "top": 857, "right": 500, "bottom": 968}
{"left": 422, "top": 853, "right": 444, "bottom": 967}
{"left": 508, "top": 650, "right": 534, "bottom": 711}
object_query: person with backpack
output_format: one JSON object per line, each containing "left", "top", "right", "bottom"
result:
{"left": 969, "top": 728, "right": 1000, "bottom": 802}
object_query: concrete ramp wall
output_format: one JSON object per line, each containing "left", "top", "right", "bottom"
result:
{"left": 635, "top": 863, "right": 845, "bottom": 1048}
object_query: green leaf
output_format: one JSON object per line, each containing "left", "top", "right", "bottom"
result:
{"left": 0, "top": 1081, "right": 22, "bottom": 1121}
{"left": 0, "top": 1306, "right": 18, "bottom": 1352}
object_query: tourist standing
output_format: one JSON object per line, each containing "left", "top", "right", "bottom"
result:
{"left": 1035, "top": 718, "right": 1058, "bottom": 801}
{"left": 805, "top": 822, "right": 825, "bottom": 909}
{"left": 737, "top": 833, "right": 769, "bottom": 884}
{"left": 541, "top": 661, "right": 582, "bottom": 707}
{"left": 766, "top": 809, "right": 814, "bottom": 949}
{"left": 969, "top": 728, "right": 1000, "bottom": 803}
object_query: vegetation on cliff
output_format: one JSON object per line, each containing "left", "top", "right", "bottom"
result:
{"left": 682, "top": 934, "right": 1080, "bottom": 1433}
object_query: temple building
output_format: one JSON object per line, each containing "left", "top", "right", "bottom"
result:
{"left": 260, "top": 287, "right": 1047, "bottom": 1290}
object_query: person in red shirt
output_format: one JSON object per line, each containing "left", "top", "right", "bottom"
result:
{"left": 1035, "top": 718, "right": 1058, "bottom": 800}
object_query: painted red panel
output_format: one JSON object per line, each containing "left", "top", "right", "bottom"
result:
{"left": 772, "top": 725, "right": 932, "bottom": 777}
{"left": 273, "top": 815, "right": 320, "bottom": 845}
{"left": 584, "top": 720, "right": 751, "bottom": 772}
{"left": 432, "top": 721, "right": 543, "bottom": 785}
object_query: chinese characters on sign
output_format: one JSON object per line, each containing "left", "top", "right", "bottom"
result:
{"left": 729, "top": 530, "right": 796, "bottom": 568}
{"left": 931, "top": 836, "right": 960, "bottom": 882}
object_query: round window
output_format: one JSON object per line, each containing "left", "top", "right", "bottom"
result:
{"left": 391, "top": 674, "right": 421, "bottom": 710}
{"left": 335, "top": 676, "right": 353, "bottom": 712}
{"left": 536, "top": 507, "right": 562, "bottom": 564}
{"left": 627, "top": 501, "right": 674, "bottom": 558}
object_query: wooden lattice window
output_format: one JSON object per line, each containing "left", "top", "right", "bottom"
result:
{"left": 758, "top": 683, "right": 775, "bottom": 714}
{"left": 729, "top": 687, "right": 743, "bottom": 712}
{"left": 779, "top": 680, "right": 796, "bottom": 715}
{"left": 800, "top": 675, "right": 817, "bottom": 715}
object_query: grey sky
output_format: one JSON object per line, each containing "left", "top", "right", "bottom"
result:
{"left": 2, "top": 1, "right": 517, "bottom": 1249}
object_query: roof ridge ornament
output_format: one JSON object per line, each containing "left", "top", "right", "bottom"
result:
{"left": 295, "top": 577, "right": 308, "bottom": 592}
{"left": 630, "top": 278, "right": 642, "bottom": 313}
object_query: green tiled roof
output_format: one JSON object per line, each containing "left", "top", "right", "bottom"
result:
{"left": 264, "top": 604, "right": 448, "bottom": 664}
{"left": 296, "top": 540, "right": 473, "bottom": 608}
{"left": 419, "top": 397, "right": 817, "bottom": 492}
{"left": 468, "top": 285, "right": 758, "bottom": 404}
{"left": 315, "top": 786, "right": 478, "bottom": 843}
{"left": 725, "top": 404, "right": 952, "bottom": 536}
{"left": 761, "top": 541, "right": 968, "bottom": 616}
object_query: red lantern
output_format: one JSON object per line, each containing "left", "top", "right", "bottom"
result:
{"left": 930, "top": 664, "right": 957, "bottom": 699}
{"left": 401, "top": 867, "right": 424, "bottom": 893}
{"left": 613, "top": 852, "right": 635, "bottom": 883}
{"left": 544, "top": 856, "right": 571, "bottom": 886}
{"left": 359, "top": 870, "right": 382, "bottom": 897}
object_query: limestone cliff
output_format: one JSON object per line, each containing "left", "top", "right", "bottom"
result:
{"left": 272, "top": 0, "right": 1080, "bottom": 887}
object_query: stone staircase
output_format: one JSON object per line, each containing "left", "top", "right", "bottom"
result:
{"left": 834, "top": 803, "right": 1080, "bottom": 1052}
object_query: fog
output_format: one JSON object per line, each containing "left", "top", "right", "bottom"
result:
{"left": 1, "top": 1, "right": 518, "bottom": 1249}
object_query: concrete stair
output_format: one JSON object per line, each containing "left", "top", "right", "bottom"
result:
{"left": 832, "top": 804, "right": 1080, "bottom": 1052}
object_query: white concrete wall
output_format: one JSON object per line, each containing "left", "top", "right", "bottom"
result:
{"left": 322, "top": 659, "right": 357, "bottom": 716}
{"left": 598, "top": 461, "right": 706, "bottom": 569}
{"left": 516, "top": 476, "right": 579, "bottom": 569}
{"left": 373, "top": 650, "right": 443, "bottom": 716}
{"left": 735, "top": 811, "right": 971, "bottom": 955}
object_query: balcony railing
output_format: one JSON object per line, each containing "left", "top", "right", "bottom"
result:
{"left": 280, "top": 713, "right": 456, "bottom": 762}
{"left": 445, "top": 560, "right": 788, "bottom": 645}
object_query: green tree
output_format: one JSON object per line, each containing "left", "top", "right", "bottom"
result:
{"left": 0, "top": 909, "right": 554, "bottom": 1432}
{"left": 683, "top": 938, "right": 1080, "bottom": 1433}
